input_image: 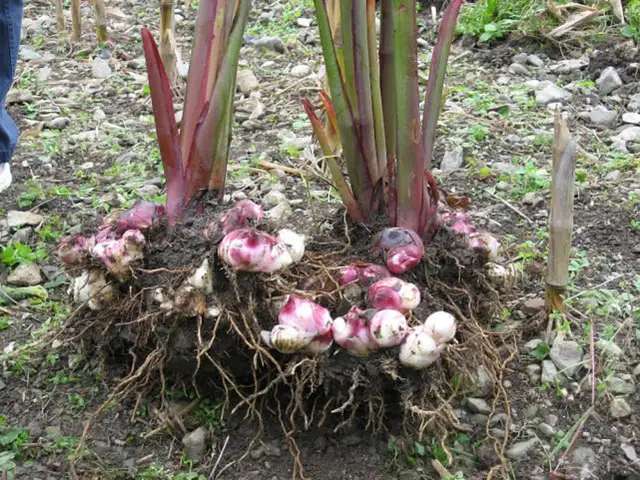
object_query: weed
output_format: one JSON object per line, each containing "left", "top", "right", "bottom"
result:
{"left": 246, "top": 0, "right": 313, "bottom": 40}
{"left": 468, "top": 123, "right": 489, "bottom": 142}
{"left": 622, "top": 0, "right": 640, "bottom": 42}
{"left": 0, "top": 242, "right": 48, "bottom": 267}
{"left": 530, "top": 341, "right": 550, "bottom": 361}
{"left": 0, "top": 316, "right": 11, "bottom": 331}
{"left": 68, "top": 393, "right": 87, "bottom": 411}
{"left": 17, "top": 180, "right": 46, "bottom": 208}
{"left": 192, "top": 400, "right": 223, "bottom": 430}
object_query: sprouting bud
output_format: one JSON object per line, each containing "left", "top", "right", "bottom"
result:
{"left": 57, "top": 234, "right": 95, "bottom": 266}
{"left": 220, "top": 199, "right": 264, "bottom": 235}
{"left": 399, "top": 327, "right": 442, "bottom": 369}
{"left": 423, "top": 311, "right": 457, "bottom": 344}
{"left": 91, "top": 229, "right": 145, "bottom": 278}
{"left": 278, "top": 295, "right": 333, "bottom": 336}
{"left": 70, "top": 269, "right": 115, "bottom": 311}
{"left": 338, "top": 263, "right": 390, "bottom": 287}
{"left": 186, "top": 258, "right": 213, "bottom": 294}
{"left": 468, "top": 231, "right": 500, "bottom": 261}
{"left": 265, "top": 324, "right": 314, "bottom": 354}
{"left": 374, "top": 227, "right": 425, "bottom": 274}
{"left": 115, "top": 201, "right": 165, "bottom": 234}
{"left": 332, "top": 306, "right": 378, "bottom": 357}
{"left": 369, "top": 309, "right": 409, "bottom": 348}
{"left": 367, "top": 277, "right": 421, "bottom": 312}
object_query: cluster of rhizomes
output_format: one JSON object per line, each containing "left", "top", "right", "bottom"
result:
{"left": 57, "top": 199, "right": 498, "bottom": 370}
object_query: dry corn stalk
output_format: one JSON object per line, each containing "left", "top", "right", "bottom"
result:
{"left": 546, "top": 110, "right": 577, "bottom": 313}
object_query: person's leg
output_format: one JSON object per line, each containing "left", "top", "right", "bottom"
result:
{"left": 0, "top": 0, "right": 24, "bottom": 191}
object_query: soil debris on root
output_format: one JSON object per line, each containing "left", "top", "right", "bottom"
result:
{"left": 56, "top": 206, "right": 517, "bottom": 478}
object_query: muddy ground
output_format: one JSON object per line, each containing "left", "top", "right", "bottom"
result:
{"left": 0, "top": 1, "right": 639, "bottom": 479}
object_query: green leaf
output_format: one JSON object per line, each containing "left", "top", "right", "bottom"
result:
{"left": 530, "top": 342, "right": 550, "bottom": 361}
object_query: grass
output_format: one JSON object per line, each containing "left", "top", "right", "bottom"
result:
{"left": 246, "top": 0, "right": 313, "bottom": 41}
{"left": 457, "top": 0, "right": 552, "bottom": 42}
{"left": 622, "top": 0, "right": 640, "bottom": 42}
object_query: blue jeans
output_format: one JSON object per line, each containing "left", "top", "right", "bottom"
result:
{"left": 0, "top": 0, "right": 23, "bottom": 164}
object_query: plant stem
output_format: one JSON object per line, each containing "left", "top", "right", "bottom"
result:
{"left": 55, "top": 0, "right": 65, "bottom": 33}
{"left": 71, "top": 0, "right": 81, "bottom": 42}
{"left": 94, "top": 0, "right": 108, "bottom": 43}
{"left": 546, "top": 110, "right": 576, "bottom": 313}
{"left": 160, "top": 0, "right": 178, "bottom": 85}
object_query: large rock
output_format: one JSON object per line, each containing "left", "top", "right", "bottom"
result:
{"left": 7, "top": 210, "right": 44, "bottom": 228}
{"left": 622, "top": 112, "right": 640, "bottom": 125}
{"left": 589, "top": 105, "right": 617, "bottom": 127}
{"left": 549, "top": 337, "right": 583, "bottom": 377}
{"left": 611, "top": 126, "right": 640, "bottom": 151}
{"left": 596, "top": 67, "right": 623, "bottom": 95}
{"left": 541, "top": 360, "right": 559, "bottom": 383}
{"left": 535, "top": 82, "right": 571, "bottom": 105}
{"left": 7, "top": 263, "right": 43, "bottom": 286}
{"left": 91, "top": 57, "right": 112, "bottom": 79}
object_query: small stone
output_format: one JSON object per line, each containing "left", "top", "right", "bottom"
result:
{"left": 549, "top": 56, "right": 589, "bottom": 74}
{"left": 596, "top": 67, "right": 623, "bottom": 95}
{"left": 470, "top": 414, "right": 489, "bottom": 426}
{"left": 545, "top": 414, "right": 558, "bottom": 426}
{"left": 525, "top": 405, "right": 539, "bottom": 418}
{"left": 138, "top": 184, "right": 161, "bottom": 197}
{"left": 621, "top": 443, "right": 639, "bottom": 464}
{"left": 20, "top": 46, "right": 42, "bottom": 61}
{"left": 526, "top": 54, "right": 544, "bottom": 68}
{"left": 508, "top": 63, "right": 529, "bottom": 75}
{"left": 474, "top": 365, "right": 493, "bottom": 397}
{"left": 629, "top": 93, "right": 640, "bottom": 112}
{"left": 611, "top": 126, "right": 640, "bottom": 151}
{"left": 589, "top": 105, "right": 617, "bottom": 127}
{"left": 263, "top": 442, "right": 282, "bottom": 457}
{"left": 252, "top": 36, "right": 286, "bottom": 53}
{"left": 506, "top": 438, "right": 538, "bottom": 459}
{"left": 541, "top": 360, "right": 559, "bottom": 383}
{"left": 609, "top": 397, "right": 631, "bottom": 418}
{"left": 296, "top": 17, "right": 312, "bottom": 28}
{"left": 46, "top": 117, "right": 71, "bottom": 130}
{"left": 11, "top": 227, "right": 32, "bottom": 244}
{"left": 522, "top": 192, "right": 543, "bottom": 207}
{"left": 45, "top": 425, "right": 62, "bottom": 438}
{"left": 266, "top": 202, "right": 291, "bottom": 223}
{"left": 466, "top": 397, "right": 491, "bottom": 414}
{"left": 93, "top": 108, "right": 107, "bottom": 122}
{"left": 570, "top": 446, "right": 596, "bottom": 479}
{"left": 622, "top": 112, "right": 640, "bottom": 125}
{"left": 605, "top": 170, "right": 621, "bottom": 181}
{"left": 440, "top": 146, "right": 464, "bottom": 172}
{"left": 537, "top": 422, "right": 555, "bottom": 437}
{"left": 524, "top": 339, "right": 544, "bottom": 351}
{"left": 550, "top": 337, "right": 583, "bottom": 377}
{"left": 237, "top": 69, "right": 259, "bottom": 94}
{"left": 536, "top": 83, "right": 571, "bottom": 105}
{"left": 91, "top": 57, "right": 112, "bottom": 79}
{"left": 37, "top": 66, "right": 51, "bottom": 82}
{"left": 522, "top": 297, "right": 545, "bottom": 315}
{"left": 290, "top": 64, "right": 311, "bottom": 78}
{"left": 607, "top": 377, "right": 636, "bottom": 395}
{"left": 526, "top": 364, "right": 541, "bottom": 383}
{"left": 342, "top": 434, "right": 362, "bottom": 446}
{"left": 633, "top": 364, "right": 640, "bottom": 377}
{"left": 263, "top": 190, "right": 287, "bottom": 208}
{"left": 512, "top": 53, "right": 528, "bottom": 64}
{"left": 182, "top": 427, "right": 207, "bottom": 462}
{"left": 7, "top": 210, "right": 44, "bottom": 228}
{"left": 7, "top": 263, "right": 43, "bottom": 286}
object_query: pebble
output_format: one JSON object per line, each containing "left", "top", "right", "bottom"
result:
{"left": 296, "top": 17, "right": 312, "bottom": 28}
{"left": 290, "top": 64, "right": 311, "bottom": 78}
{"left": 7, "top": 263, "right": 43, "bottom": 286}
{"left": 252, "top": 36, "right": 286, "bottom": 53}
{"left": 611, "top": 126, "right": 640, "bottom": 151}
{"left": 266, "top": 202, "right": 291, "bottom": 222}
{"left": 596, "top": 67, "right": 623, "bottom": 95}
{"left": 541, "top": 360, "right": 559, "bottom": 384}
{"left": 544, "top": 414, "right": 558, "bottom": 426}
{"left": 37, "top": 66, "right": 51, "bottom": 82}
{"left": 465, "top": 397, "right": 491, "bottom": 414}
{"left": 7, "top": 210, "right": 44, "bottom": 228}
{"left": 440, "top": 146, "right": 464, "bottom": 172}
{"left": 93, "top": 108, "right": 107, "bottom": 122}
{"left": 508, "top": 63, "right": 529, "bottom": 75}
{"left": 512, "top": 53, "right": 528, "bottom": 64}
{"left": 262, "top": 190, "right": 287, "bottom": 207}
{"left": 622, "top": 112, "right": 640, "bottom": 125}
{"left": 596, "top": 338, "right": 622, "bottom": 357}
{"left": 522, "top": 192, "right": 543, "bottom": 207}
{"left": 182, "top": 427, "right": 207, "bottom": 462}
{"left": 550, "top": 336, "right": 583, "bottom": 377}
{"left": 537, "top": 422, "right": 555, "bottom": 438}
{"left": 628, "top": 93, "right": 640, "bottom": 111}
{"left": 474, "top": 365, "right": 493, "bottom": 397}
{"left": 11, "top": 227, "right": 32, "bottom": 243}
{"left": 91, "top": 57, "right": 112, "bottom": 79}
{"left": 609, "top": 397, "right": 631, "bottom": 418}
{"left": 506, "top": 438, "right": 538, "bottom": 460}
{"left": 633, "top": 363, "right": 640, "bottom": 377}
{"left": 607, "top": 376, "right": 636, "bottom": 395}
{"left": 570, "top": 446, "right": 597, "bottom": 480}
{"left": 549, "top": 56, "right": 589, "bottom": 74}
{"left": 522, "top": 297, "right": 545, "bottom": 315}
{"left": 20, "top": 46, "right": 42, "bottom": 61}
{"left": 526, "top": 54, "right": 545, "bottom": 68}
{"left": 588, "top": 105, "right": 617, "bottom": 127}
{"left": 526, "top": 364, "right": 541, "bottom": 384}
{"left": 46, "top": 116, "right": 71, "bottom": 130}
{"left": 535, "top": 82, "right": 571, "bottom": 105}
{"left": 524, "top": 339, "right": 543, "bottom": 351}
{"left": 237, "top": 69, "right": 259, "bottom": 94}
{"left": 605, "top": 170, "right": 621, "bottom": 181}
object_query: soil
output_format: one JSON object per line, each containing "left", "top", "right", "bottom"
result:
{"left": 1, "top": 1, "right": 639, "bottom": 480}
